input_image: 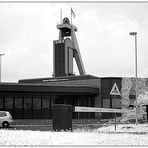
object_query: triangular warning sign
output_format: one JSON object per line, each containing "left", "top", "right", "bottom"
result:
{"left": 110, "top": 83, "right": 120, "bottom": 95}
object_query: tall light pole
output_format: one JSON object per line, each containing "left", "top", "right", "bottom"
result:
{"left": 129, "top": 32, "right": 138, "bottom": 125}
{"left": 0, "top": 53, "right": 4, "bottom": 82}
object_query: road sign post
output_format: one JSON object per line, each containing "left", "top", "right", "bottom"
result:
{"left": 114, "top": 112, "right": 116, "bottom": 130}
{"left": 113, "top": 95, "right": 117, "bottom": 130}
{"left": 110, "top": 83, "right": 121, "bottom": 131}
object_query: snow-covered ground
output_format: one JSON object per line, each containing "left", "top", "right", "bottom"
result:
{"left": 0, "top": 124, "right": 148, "bottom": 146}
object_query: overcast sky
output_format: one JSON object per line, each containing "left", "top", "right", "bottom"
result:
{"left": 0, "top": 2, "right": 148, "bottom": 82}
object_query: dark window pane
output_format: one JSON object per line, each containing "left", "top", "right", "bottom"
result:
{"left": 42, "top": 98, "right": 50, "bottom": 109}
{"left": 24, "top": 97, "right": 32, "bottom": 109}
{"left": 55, "top": 97, "right": 65, "bottom": 104}
{"left": 103, "top": 99, "right": 110, "bottom": 108}
{"left": 5, "top": 97, "right": 13, "bottom": 109}
{"left": 65, "top": 99, "right": 71, "bottom": 105}
{"left": 73, "top": 98, "right": 78, "bottom": 106}
{"left": 112, "top": 99, "right": 121, "bottom": 109}
{"left": 91, "top": 98, "right": 95, "bottom": 107}
{"left": 14, "top": 97, "right": 22, "bottom": 109}
{"left": 79, "top": 96, "right": 86, "bottom": 106}
{"left": 0, "top": 97, "right": 3, "bottom": 109}
{"left": 33, "top": 98, "right": 41, "bottom": 109}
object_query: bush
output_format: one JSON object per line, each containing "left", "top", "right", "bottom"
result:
{"left": 120, "top": 111, "right": 146, "bottom": 124}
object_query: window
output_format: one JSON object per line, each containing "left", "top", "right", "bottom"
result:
{"left": 5, "top": 97, "right": 13, "bottom": 109}
{"left": 33, "top": 98, "right": 41, "bottom": 109}
{"left": 91, "top": 98, "right": 95, "bottom": 107}
{"left": 72, "top": 97, "right": 79, "bottom": 106}
{"left": 14, "top": 97, "right": 22, "bottom": 109}
{"left": 42, "top": 98, "right": 50, "bottom": 109}
{"left": 112, "top": 99, "right": 121, "bottom": 109}
{"left": 103, "top": 99, "right": 110, "bottom": 108}
{"left": 55, "top": 97, "right": 65, "bottom": 104}
{"left": 24, "top": 97, "right": 32, "bottom": 109}
{"left": 79, "top": 96, "right": 86, "bottom": 107}
{"left": 0, "top": 97, "right": 3, "bottom": 109}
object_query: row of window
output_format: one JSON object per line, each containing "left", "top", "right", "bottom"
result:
{"left": 0, "top": 95, "right": 95, "bottom": 119}
{"left": 0, "top": 96, "right": 121, "bottom": 110}
{"left": 0, "top": 96, "right": 51, "bottom": 110}
{"left": 0, "top": 96, "right": 95, "bottom": 109}
{"left": 103, "top": 99, "right": 121, "bottom": 108}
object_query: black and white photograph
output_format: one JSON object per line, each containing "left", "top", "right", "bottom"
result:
{"left": 0, "top": 0, "right": 148, "bottom": 146}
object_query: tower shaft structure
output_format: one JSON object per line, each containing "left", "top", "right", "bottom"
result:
{"left": 53, "top": 17, "right": 86, "bottom": 77}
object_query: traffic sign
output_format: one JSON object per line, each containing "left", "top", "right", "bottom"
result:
{"left": 110, "top": 83, "right": 120, "bottom": 95}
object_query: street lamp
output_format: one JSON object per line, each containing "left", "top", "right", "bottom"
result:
{"left": 129, "top": 32, "right": 138, "bottom": 125}
{"left": 0, "top": 53, "right": 4, "bottom": 82}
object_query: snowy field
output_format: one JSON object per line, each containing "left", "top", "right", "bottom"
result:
{"left": 0, "top": 124, "right": 148, "bottom": 146}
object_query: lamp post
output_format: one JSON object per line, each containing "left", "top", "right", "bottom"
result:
{"left": 0, "top": 53, "right": 4, "bottom": 82}
{"left": 129, "top": 32, "right": 138, "bottom": 125}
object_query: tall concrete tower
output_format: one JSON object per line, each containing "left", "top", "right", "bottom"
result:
{"left": 53, "top": 17, "right": 86, "bottom": 77}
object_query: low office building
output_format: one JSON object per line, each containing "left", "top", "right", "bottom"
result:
{"left": 0, "top": 75, "right": 123, "bottom": 119}
{"left": 0, "top": 17, "right": 144, "bottom": 119}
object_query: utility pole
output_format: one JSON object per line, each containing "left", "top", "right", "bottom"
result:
{"left": 129, "top": 32, "right": 138, "bottom": 125}
{"left": 0, "top": 53, "right": 4, "bottom": 82}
